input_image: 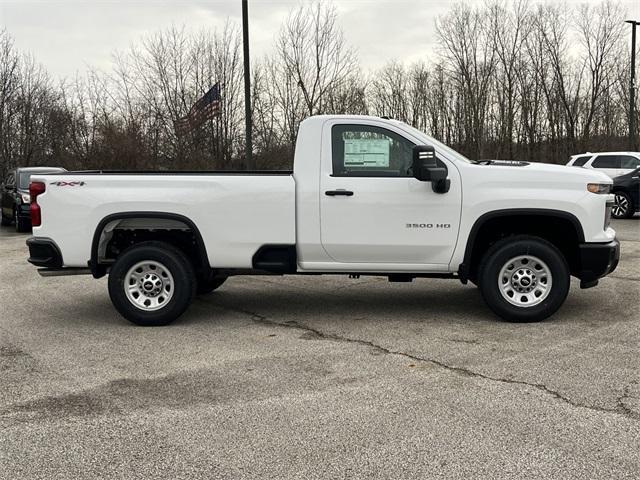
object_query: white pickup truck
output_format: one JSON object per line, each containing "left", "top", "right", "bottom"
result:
{"left": 26, "top": 115, "right": 619, "bottom": 326}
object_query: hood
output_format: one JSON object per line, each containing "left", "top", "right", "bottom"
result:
{"left": 465, "top": 161, "right": 613, "bottom": 195}
{"left": 478, "top": 161, "right": 612, "bottom": 183}
{"left": 529, "top": 162, "right": 612, "bottom": 183}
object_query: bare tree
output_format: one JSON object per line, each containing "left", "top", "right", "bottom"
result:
{"left": 577, "top": 0, "right": 626, "bottom": 141}
{"left": 369, "top": 62, "right": 410, "bottom": 121}
{"left": 436, "top": 3, "right": 498, "bottom": 158}
{"left": 0, "top": 0, "right": 635, "bottom": 175}
{"left": 324, "top": 71, "right": 368, "bottom": 115}
{"left": 487, "top": 0, "right": 530, "bottom": 158}
{"left": 277, "top": 0, "right": 357, "bottom": 117}
{"left": 0, "top": 29, "right": 19, "bottom": 176}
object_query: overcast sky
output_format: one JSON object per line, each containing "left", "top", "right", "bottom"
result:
{"left": 1, "top": 0, "right": 639, "bottom": 80}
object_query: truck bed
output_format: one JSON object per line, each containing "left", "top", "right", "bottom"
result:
{"left": 31, "top": 171, "right": 296, "bottom": 269}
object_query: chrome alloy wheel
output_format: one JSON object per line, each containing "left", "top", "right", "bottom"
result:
{"left": 498, "top": 255, "right": 552, "bottom": 307}
{"left": 613, "top": 193, "right": 629, "bottom": 218}
{"left": 124, "top": 260, "right": 174, "bottom": 311}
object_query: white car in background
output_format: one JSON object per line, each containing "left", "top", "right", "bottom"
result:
{"left": 567, "top": 152, "right": 640, "bottom": 179}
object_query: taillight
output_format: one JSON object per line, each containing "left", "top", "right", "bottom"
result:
{"left": 29, "top": 182, "right": 46, "bottom": 227}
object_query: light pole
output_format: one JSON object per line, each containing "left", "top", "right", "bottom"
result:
{"left": 626, "top": 20, "right": 639, "bottom": 151}
{"left": 242, "top": 0, "right": 253, "bottom": 169}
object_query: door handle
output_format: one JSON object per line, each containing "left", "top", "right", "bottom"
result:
{"left": 325, "top": 189, "right": 354, "bottom": 197}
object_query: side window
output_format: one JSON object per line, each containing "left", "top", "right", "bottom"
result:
{"left": 591, "top": 155, "right": 620, "bottom": 169}
{"left": 572, "top": 155, "right": 591, "bottom": 167}
{"left": 620, "top": 156, "right": 640, "bottom": 169}
{"left": 331, "top": 124, "right": 415, "bottom": 177}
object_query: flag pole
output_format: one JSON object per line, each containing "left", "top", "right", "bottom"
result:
{"left": 242, "top": 0, "right": 253, "bottom": 169}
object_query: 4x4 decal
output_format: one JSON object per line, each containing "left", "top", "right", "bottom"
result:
{"left": 50, "top": 181, "right": 86, "bottom": 187}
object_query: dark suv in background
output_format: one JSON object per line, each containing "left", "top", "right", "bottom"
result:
{"left": 612, "top": 167, "right": 640, "bottom": 219}
{"left": 1, "top": 167, "right": 66, "bottom": 232}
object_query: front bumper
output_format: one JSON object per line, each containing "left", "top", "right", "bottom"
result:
{"left": 578, "top": 239, "right": 620, "bottom": 288}
{"left": 26, "top": 237, "right": 63, "bottom": 268}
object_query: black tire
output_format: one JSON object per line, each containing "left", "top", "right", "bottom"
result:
{"left": 14, "top": 209, "right": 30, "bottom": 233}
{"left": 478, "top": 235, "right": 570, "bottom": 323}
{"left": 196, "top": 272, "right": 228, "bottom": 295}
{"left": 108, "top": 241, "right": 196, "bottom": 326}
{"left": 612, "top": 191, "right": 634, "bottom": 219}
{"left": 0, "top": 213, "right": 10, "bottom": 226}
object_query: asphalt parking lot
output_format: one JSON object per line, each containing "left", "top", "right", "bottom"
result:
{"left": 1, "top": 218, "right": 639, "bottom": 479}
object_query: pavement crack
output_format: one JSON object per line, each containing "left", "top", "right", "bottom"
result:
{"left": 221, "top": 303, "right": 640, "bottom": 423}
{"left": 617, "top": 382, "right": 640, "bottom": 419}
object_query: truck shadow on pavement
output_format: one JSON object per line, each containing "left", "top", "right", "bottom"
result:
{"left": 190, "top": 284, "right": 511, "bottom": 327}
{"left": 38, "top": 276, "right": 620, "bottom": 329}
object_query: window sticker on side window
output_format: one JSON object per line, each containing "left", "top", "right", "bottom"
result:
{"left": 343, "top": 139, "right": 390, "bottom": 168}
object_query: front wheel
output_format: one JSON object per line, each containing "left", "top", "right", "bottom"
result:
{"left": 478, "top": 236, "right": 570, "bottom": 323}
{"left": 108, "top": 242, "right": 196, "bottom": 326}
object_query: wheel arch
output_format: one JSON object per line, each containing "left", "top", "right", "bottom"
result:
{"left": 611, "top": 186, "right": 631, "bottom": 196}
{"left": 90, "top": 212, "right": 210, "bottom": 278}
{"left": 459, "top": 208, "right": 585, "bottom": 283}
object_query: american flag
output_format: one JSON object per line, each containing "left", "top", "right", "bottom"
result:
{"left": 174, "top": 83, "right": 221, "bottom": 135}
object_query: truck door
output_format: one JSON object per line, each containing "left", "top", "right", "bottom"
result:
{"left": 320, "top": 121, "right": 462, "bottom": 267}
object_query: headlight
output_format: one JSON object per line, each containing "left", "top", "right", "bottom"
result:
{"left": 587, "top": 183, "right": 611, "bottom": 194}
{"left": 20, "top": 193, "right": 30, "bottom": 203}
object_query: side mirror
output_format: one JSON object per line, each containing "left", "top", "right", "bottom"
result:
{"left": 412, "top": 145, "right": 450, "bottom": 194}
{"left": 412, "top": 145, "right": 436, "bottom": 181}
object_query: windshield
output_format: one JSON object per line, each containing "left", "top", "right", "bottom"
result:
{"left": 398, "top": 122, "right": 476, "bottom": 164}
{"left": 18, "top": 170, "right": 62, "bottom": 189}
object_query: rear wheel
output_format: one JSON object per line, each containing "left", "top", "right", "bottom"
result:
{"left": 108, "top": 242, "right": 196, "bottom": 326}
{"left": 0, "top": 212, "right": 10, "bottom": 226}
{"left": 478, "top": 235, "right": 570, "bottom": 322}
{"left": 612, "top": 191, "right": 634, "bottom": 219}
